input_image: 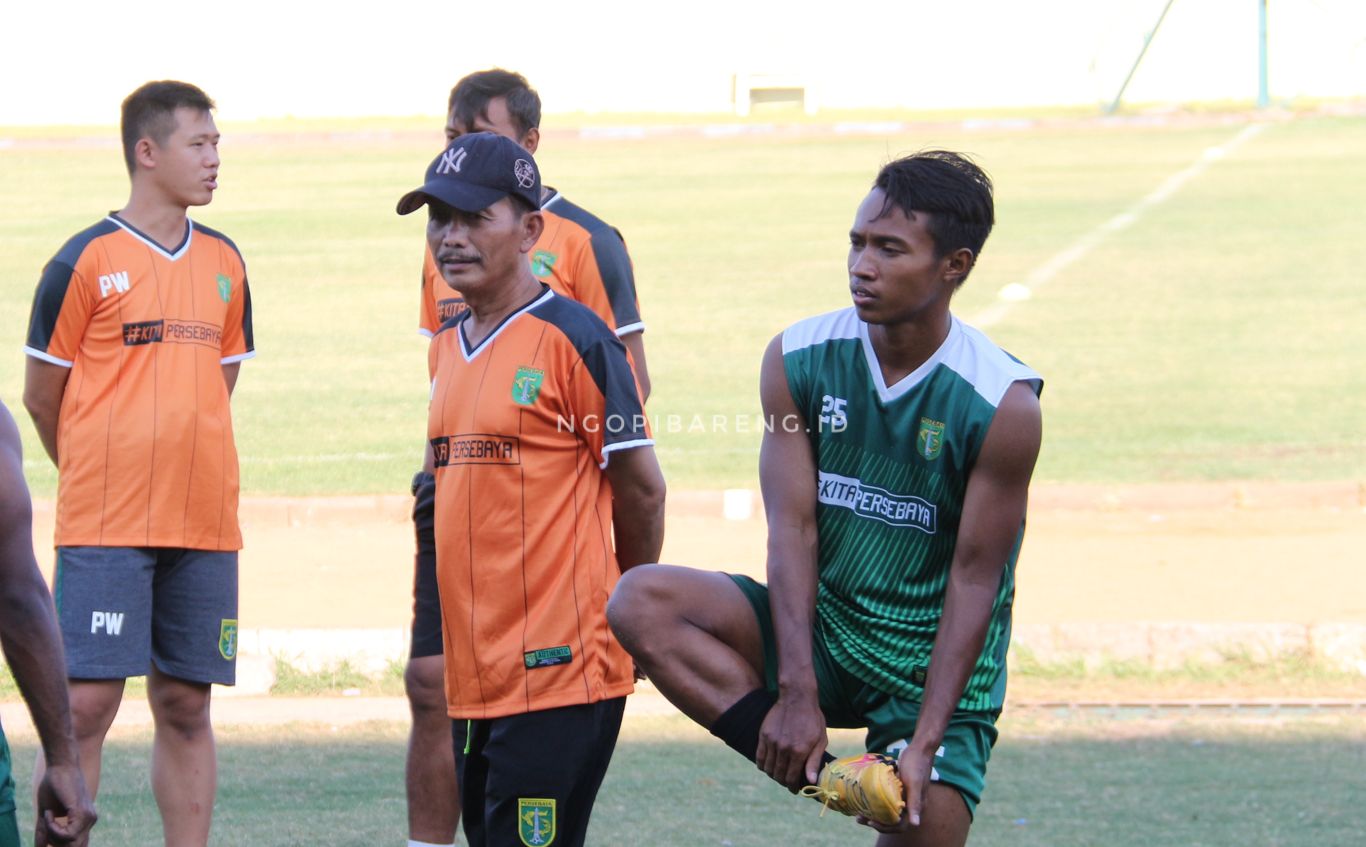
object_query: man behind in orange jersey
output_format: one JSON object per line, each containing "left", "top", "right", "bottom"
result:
{"left": 396, "top": 132, "right": 665, "bottom": 847}
{"left": 23, "top": 80, "right": 254, "bottom": 847}
{"left": 402, "top": 68, "right": 651, "bottom": 847}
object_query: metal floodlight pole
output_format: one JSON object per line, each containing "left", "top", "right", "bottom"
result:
{"left": 1258, "top": 0, "right": 1270, "bottom": 108}
{"left": 1106, "top": 0, "right": 1179, "bottom": 115}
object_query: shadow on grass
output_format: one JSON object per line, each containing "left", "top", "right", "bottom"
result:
{"left": 2, "top": 714, "right": 1360, "bottom": 846}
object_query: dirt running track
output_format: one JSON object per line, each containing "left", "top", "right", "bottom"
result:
{"left": 29, "top": 482, "right": 1366, "bottom": 629}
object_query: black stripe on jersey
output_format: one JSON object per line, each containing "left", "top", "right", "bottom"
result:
{"left": 433, "top": 307, "right": 472, "bottom": 341}
{"left": 531, "top": 294, "right": 645, "bottom": 447}
{"left": 26, "top": 219, "right": 120, "bottom": 352}
{"left": 193, "top": 221, "right": 246, "bottom": 269}
{"left": 546, "top": 194, "right": 641, "bottom": 330}
{"left": 240, "top": 277, "right": 256, "bottom": 352}
{"left": 193, "top": 222, "right": 254, "bottom": 353}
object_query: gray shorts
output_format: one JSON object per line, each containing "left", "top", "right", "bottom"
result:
{"left": 54, "top": 547, "right": 238, "bottom": 685}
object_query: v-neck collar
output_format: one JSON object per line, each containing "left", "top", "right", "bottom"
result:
{"left": 859, "top": 316, "right": 960, "bottom": 404}
{"left": 458, "top": 285, "right": 553, "bottom": 361}
{"left": 107, "top": 212, "right": 192, "bottom": 260}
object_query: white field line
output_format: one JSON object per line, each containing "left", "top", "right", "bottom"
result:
{"left": 972, "top": 122, "right": 1269, "bottom": 328}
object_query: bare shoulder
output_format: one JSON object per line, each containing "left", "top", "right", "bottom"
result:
{"left": 979, "top": 380, "right": 1042, "bottom": 477}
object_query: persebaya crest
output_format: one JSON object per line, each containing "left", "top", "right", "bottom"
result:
{"left": 917, "top": 417, "right": 945, "bottom": 460}
{"left": 518, "top": 798, "right": 556, "bottom": 845}
{"left": 218, "top": 618, "right": 238, "bottom": 660}
{"left": 512, "top": 366, "right": 545, "bottom": 405}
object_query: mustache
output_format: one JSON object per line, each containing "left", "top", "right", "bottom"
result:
{"left": 437, "top": 251, "right": 481, "bottom": 264}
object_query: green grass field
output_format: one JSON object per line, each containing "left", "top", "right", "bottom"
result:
{"left": 3, "top": 110, "right": 1364, "bottom": 496}
{"left": 3, "top": 711, "right": 1361, "bottom": 846}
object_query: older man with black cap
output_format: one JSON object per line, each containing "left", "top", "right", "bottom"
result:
{"left": 396, "top": 131, "right": 666, "bottom": 847}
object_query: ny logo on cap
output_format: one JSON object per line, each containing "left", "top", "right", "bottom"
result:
{"left": 514, "top": 159, "right": 536, "bottom": 188}
{"left": 437, "top": 147, "right": 468, "bottom": 175}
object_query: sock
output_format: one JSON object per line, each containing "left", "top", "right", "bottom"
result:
{"left": 709, "top": 688, "right": 838, "bottom": 773}
{"left": 407, "top": 840, "right": 455, "bottom": 847}
{"left": 709, "top": 688, "right": 776, "bottom": 762}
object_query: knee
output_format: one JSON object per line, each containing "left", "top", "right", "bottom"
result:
{"left": 148, "top": 681, "right": 211, "bottom": 739}
{"left": 69, "top": 687, "right": 122, "bottom": 741}
{"left": 404, "top": 656, "right": 447, "bottom": 714}
{"left": 607, "top": 564, "right": 673, "bottom": 646}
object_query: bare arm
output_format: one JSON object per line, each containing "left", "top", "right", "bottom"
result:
{"left": 604, "top": 445, "right": 666, "bottom": 570}
{"left": 891, "top": 381, "right": 1041, "bottom": 830}
{"left": 754, "top": 334, "right": 828, "bottom": 790}
{"left": 619, "top": 331, "right": 651, "bottom": 403}
{"left": 23, "top": 358, "right": 70, "bottom": 466}
{"left": 0, "top": 404, "right": 95, "bottom": 843}
{"left": 222, "top": 362, "right": 241, "bottom": 396}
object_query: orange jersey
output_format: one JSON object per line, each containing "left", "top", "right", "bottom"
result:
{"left": 418, "top": 189, "right": 643, "bottom": 338}
{"left": 427, "top": 286, "right": 650, "bottom": 719}
{"left": 25, "top": 215, "right": 254, "bottom": 550}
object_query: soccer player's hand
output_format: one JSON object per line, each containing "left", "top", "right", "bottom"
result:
{"left": 34, "top": 761, "right": 97, "bottom": 846}
{"left": 858, "top": 746, "right": 928, "bottom": 833}
{"left": 756, "top": 693, "right": 828, "bottom": 791}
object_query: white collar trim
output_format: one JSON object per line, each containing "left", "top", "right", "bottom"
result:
{"left": 458, "top": 288, "right": 555, "bottom": 361}
{"left": 106, "top": 214, "right": 193, "bottom": 261}
{"left": 858, "top": 317, "right": 960, "bottom": 403}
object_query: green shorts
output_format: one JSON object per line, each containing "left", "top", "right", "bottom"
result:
{"left": 730, "top": 574, "right": 999, "bottom": 817}
{"left": 0, "top": 726, "right": 18, "bottom": 847}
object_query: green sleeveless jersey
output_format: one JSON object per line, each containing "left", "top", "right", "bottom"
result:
{"left": 781, "top": 308, "right": 1042, "bottom": 712}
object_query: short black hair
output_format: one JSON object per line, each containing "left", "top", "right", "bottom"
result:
{"left": 507, "top": 193, "right": 539, "bottom": 218}
{"left": 448, "top": 69, "right": 541, "bottom": 138}
{"left": 874, "top": 151, "right": 994, "bottom": 282}
{"left": 120, "top": 81, "right": 215, "bottom": 175}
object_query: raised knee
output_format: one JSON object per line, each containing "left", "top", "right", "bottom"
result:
{"left": 607, "top": 564, "right": 672, "bottom": 645}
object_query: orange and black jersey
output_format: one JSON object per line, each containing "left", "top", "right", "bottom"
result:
{"left": 25, "top": 214, "right": 253, "bottom": 550}
{"left": 427, "top": 285, "right": 650, "bottom": 719}
{"left": 419, "top": 188, "right": 643, "bottom": 338}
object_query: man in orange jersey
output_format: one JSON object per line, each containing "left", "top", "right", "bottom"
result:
{"left": 0, "top": 398, "right": 97, "bottom": 847}
{"left": 402, "top": 68, "right": 651, "bottom": 847}
{"left": 23, "top": 81, "right": 253, "bottom": 847}
{"left": 396, "top": 132, "right": 665, "bottom": 847}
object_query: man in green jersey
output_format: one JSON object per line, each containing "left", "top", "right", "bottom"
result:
{"left": 609, "top": 151, "right": 1042, "bottom": 845}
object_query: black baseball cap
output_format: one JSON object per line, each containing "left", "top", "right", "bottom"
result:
{"left": 396, "top": 132, "right": 542, "bottom": 216}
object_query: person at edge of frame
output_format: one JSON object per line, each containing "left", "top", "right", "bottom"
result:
{"left": 0, "top": 399, "right": 98, "bottom": 846}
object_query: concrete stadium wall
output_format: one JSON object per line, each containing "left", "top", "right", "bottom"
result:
{"left": 221, "top": 623, "right": 1366, "bottom": 695}
{"left": 5, "top": 1, "right": 1365, "bottom": 125}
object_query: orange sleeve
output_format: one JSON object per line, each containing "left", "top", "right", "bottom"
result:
{"left": 419, "top": 247, "right": 440, "bottom": 337}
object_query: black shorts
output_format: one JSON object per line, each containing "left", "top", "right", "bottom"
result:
{"left": 453, "top": 698, "right": 626, "bottom": 847}
{"left": 409, "top": 472, "right": 442, "bottom": 659}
